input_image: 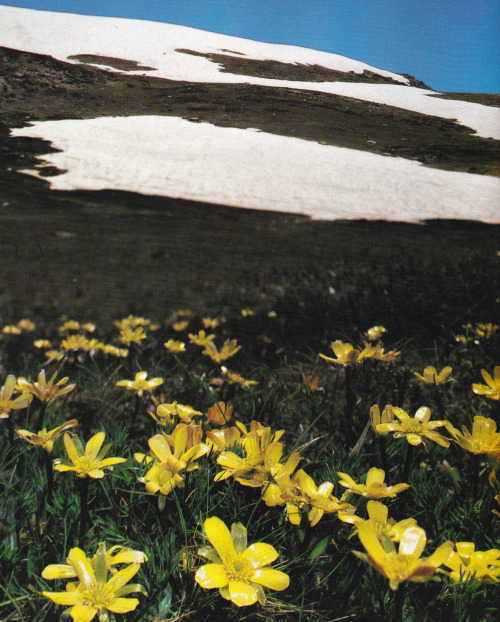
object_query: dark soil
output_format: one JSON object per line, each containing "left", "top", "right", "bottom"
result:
{"left": 430, "top": 92, "right": 500, "bottom": 107}
{"left": 175, "top": 48, "right": 433, "bottom": 88}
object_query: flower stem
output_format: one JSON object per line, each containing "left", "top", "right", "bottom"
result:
{"left": 433, "top": 387, "right": 446, "bottom": 420}
{"left": 43, "top": 450, "right": 54, "bottom": 506}
{"left": 471, "top": 453, "right": 480, "bottom": 500}
{"left": 344, "top": 365, "right": 355, "bottom": 442}
{"left": 78, "top": 477, "right": 90, "bottom": 542}
{"left": 36, "top": 403, "right": 47, "bottom": 432}
{"left": 377, "top": 436, "right": 388, "bottom": 474}
{"left": 393, "top": 583, "right": 405, "bottom": 622}
{"left": 402, "top": 444, "right": 413, "bottom": 483}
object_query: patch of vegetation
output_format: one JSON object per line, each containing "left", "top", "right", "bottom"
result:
{"left": 175, "top": 48, "right": 430, "bottom": 87}
{"left": 0, "top": 294, "right": 499, "bottom": 622}
{"left": 430, "top": 93, "right": 500, "bottom": 108}
{"left": 68, "top": 54, "right": 157, "bottom": 72}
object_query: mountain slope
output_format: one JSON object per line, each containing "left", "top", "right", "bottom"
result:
{"left": 1, "top": 5, "right": 499, "bottom": 223}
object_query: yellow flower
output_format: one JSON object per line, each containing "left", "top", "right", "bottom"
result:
{"left": 172, "top": 320, "right": 189, "bottom": 332}
{"left": 101, "top": 344, "right": 129, "bottom": 357}
{"left": 54, "top": 432, "right": 126, "bottom": 478}
{"left": 375, "top": 405, "right": 450, "bottom": 448}
{"left": 16, "top": 420, "right": 78, "bottom": 453}
{"left": 369, "top": 344, "right": 400, "bottom": 362}
{"left": 241, "top": 309, "right": 254, "bottom": 317}
{"left": 354, "top": 524, "right": 453, "bottom": 590}
{"left": 188, "top": 330, "right": 215, "bottom": 346}
{"left": 162, "top": 422, "right": 207, "bottom": 454}
{"left": 474, "top": 323, "right": 498, "bottom": 339}
{"left": 116, "top": 372, "right": 163, "bottom": 397}
{"left": 134, "top": 427, "right": 208, "bottom": 498}
{"left": 42, "top": 544, "right": 146, "bottom": 621}
{"left": 370, "top": 404, "right": 395, "bottom": 435}
{"left": 319, "top": 341, "right": 376, "bottom": 366}
{"left": 154, "top": 401, "right": 203, "bottom": 425}
{"left": 413, "top": 366, "right": 453, "bottom": 385}
{"left": 301, "top": 373, "right": 322, "bottom": 392}
{"left": 236, "top": 420, "right": 285, "bottom": 450}
{"left": 365, "top": 326, "right": 387, "bottom": 341}
{"left": 222, "top": 367, "right": 258, "bottom": 388}
{"left": 16, "top": 319, "right": 35, "bottom": 331}
{"left": 339, "top": 500, "right": 418, "bottom": 541}
{"left": 0, "top": 375, "right": 33, "bottom": 419}
{"left": 59, "top": 320, "right": 81, "bottom": 333}
{"left": 205, "top": 427, "right": 243, "bottom": 454}
{"left": 291, "top": 469, "right": 353, "bottom": 527}
{"left": 195, "top": 516, "right": 289, "bottom": 606}
{"left": 119, "top": 326, "right": 147, "bottom": 346}
{"left": 472, "top": 366, "right": 500, "bottom": 401}
{"left": 163, "top": 339, "right": 186, "bottom": 353}
{"left": 443, "top": 542, "right": 500, "bottom": 583}
{"left": 202, "top": 339, "right": 241, "bottom": 364}
{"left": 447, "top": 416, "right": 500, "bottom": 455}
{"left": 215, "top": 447, "right": 267, "bottom": 486}
{"left": 60, "top": 334, "right": 92, "bottom": 352}
{"left": 114, "top": 315, "right": 151, "bottom": 330}
{"left": 18, "top": 369, "right": 75, "bottom": 405}
{"left": 202, "top": 317, "right": 221, "bottom": 328}
{"left": 206, "top": 402, "right": 233, "bottom": 426}
{"left": 2, "top": 325, "right": 22, "bottom": 335}
{"left": 34, "top": 339, "right": 52, "bottom": 348}
{"left": 42, "top": 542, "right": 148, "bottom": 580}
{"left": 337, "top": 468, "right": 410, "bottom": 499}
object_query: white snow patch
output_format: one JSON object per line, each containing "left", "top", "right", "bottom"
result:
{"left": 0, "top": 5, "right": 406, "bottom": 83}
{"left": 2, "top": 5, "right": 500, "bottom": 139}
{"left": 11, "top": 116, "right": 500, "bottom": 224}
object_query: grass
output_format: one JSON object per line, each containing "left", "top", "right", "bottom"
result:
{"left": 1, "top": 252, "right": 499, "bottom": 621}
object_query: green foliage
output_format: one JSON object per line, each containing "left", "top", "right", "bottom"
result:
{"left": 0, "top": 267, "right": 499, "bottom": 622}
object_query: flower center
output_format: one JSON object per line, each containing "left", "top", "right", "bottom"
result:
{"left": 74, "top": 456, "right": 97, "bottom": 473}
{"left": 406, "top": 421, "right": 423, "bottom": 433}
{"left": 81, "top": 583, "right": 114, "bottom": 609}
{"left": 224, "top": 555, "right": 253, "bottom": 583}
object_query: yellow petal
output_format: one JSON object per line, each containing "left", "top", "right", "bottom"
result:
{"left": 107, "top": 597, "right": 140, "bottom": 613}
{"left": 398, "top": 527, "right": 427, "bottom": 559}
{"left": 42, "top": 591, "right": 84, "bottom": 606}
{"left": 366, "top": 500, "right": 389, "bottom": 523}
{"left": 228, "top": 580, "right": 258, "bottom": 606}
{"left": 241, "top": 543, "right": 279, "bottom": 569}
{"left": 66, "top": 548, "right": 95, "bottom": 589}
{"left": 148, "top": 434, "right": 172, "bottom": 462}
{"left": 86, "top": 469, "right": 105, "bottom": 479}
{"left": 42, "top": 564, "right": 77, "bottom": 580}
{"left": 63, "top": 433, "right": 80, "bottom": 463}
{"left": 366, "top": 468, "right": 385, "bottom": 487}
{"left": 106, "top": 563, "right": 140, "bottom": 593}
{"left": 357, "top": 524, "right": 389, "bottom": 569}
{"left": 67, "top": 605, "right": 98, "bottom": 622}
{"left": 195, "top": 563, "right": 229, "bottom": 588}
{"left": 415, "top": 407, "right": 431, "bottom": 423}
{"left": 406, "top": 434, "right": 423, "bottom": 446}
{"left": 426, "top": 540, "right": 454, "bottom": 568}
{"left": 204, "top": 516, "right": 235, "bottom": 559}
{"left": 251, "top": 567, "right": 290, "bottom": 591}
{"left": 85, "top": 432, "right": 105, "bottom": 459}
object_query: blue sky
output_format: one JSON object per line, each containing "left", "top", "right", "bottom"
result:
{"left": 2, "top": 0, "right": 500, "bottom": 93}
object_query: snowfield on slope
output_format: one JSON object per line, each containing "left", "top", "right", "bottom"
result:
{"left": 2, "top": 5, "right": 500, "bottom": 140}
{"left": 12, "top": 116, "right": 500, "bottom": 223}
